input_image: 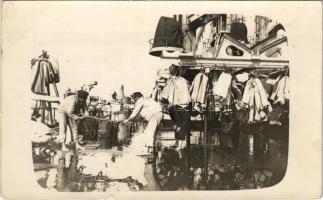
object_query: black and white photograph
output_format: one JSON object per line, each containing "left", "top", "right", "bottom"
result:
{"left": 0, "top": 1, "right": 322, "bottom": 199}
{"left": 30, "top": 13, "right": 289, "bottom": 192}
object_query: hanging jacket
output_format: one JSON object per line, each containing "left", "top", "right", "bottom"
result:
{"left": 241, "top": 78, "right": 272, "bottom": 122}
{"left": 270, "top": 76, "right": 289, "bottom": 104}
{"left": 254, "top": 78, "right": 272, "bottom": 108}
{"left": 160, "top": 76, "right": 191, "bottom": 106}
{"left": 190, "top": 72, "right": 209, "bottom": 104}
{"left": 213, "top": 72, "right": 232, "bottom": 99}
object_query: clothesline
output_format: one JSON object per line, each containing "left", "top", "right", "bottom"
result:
{"left": 178, "top": 64, "right": 289, "bottom": 70}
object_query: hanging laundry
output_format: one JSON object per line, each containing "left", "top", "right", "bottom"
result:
{"left": 183, "top": 31, "right": 195, "bottom": 53}
{"left": 213, "top": 72, "right": 232, "bottom": 99}
{"left": 31, "top": 62, "right": 48, "bottom": 94}
{"left": 160, "top": 76, "right": 191, "bottom": 107}
{"left": 169, "top": 105, "right": 191, "bottom": 141}
{"left": 236, "top": 72, "right": 249, "bottom": 83}
{"left": 210, "top": 70, "right": 219, "bottom": 93}
{"left": 194, "top": 26, "right": 205, "bottom": 56}
{"left": 266, "top": 74, "right": 281, "bottom": 85}
{"left": 268, "top": 104, "right": 285, "bottom": 126}
{"left": 239, "top": 78, "right": 272, "bottom": 122}
{"left": 231, "top": 78, "right": 244, "bottom": 101}
{"left": 31, "top": 59, "right": 59, "bottom": 95}
{"left": 270, "top": 76, "right": 289, "bottom": 105}
{"left": 259, "top": 78, "right": 273, "bottom": 96}
{"left": 190, "top": 72, "right": 209, "bottom": 112}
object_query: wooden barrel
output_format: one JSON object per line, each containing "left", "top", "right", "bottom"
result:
{"left": 97, "top": 120, "right": 121, "bottom": 148}
{"left": 78, "top": 117, "right": 98, "bottom": 141}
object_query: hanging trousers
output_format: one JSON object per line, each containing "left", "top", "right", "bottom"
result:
{"left": 169, "top": 105, "right": 191, "bottom": 140}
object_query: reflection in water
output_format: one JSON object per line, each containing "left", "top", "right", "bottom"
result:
{"left": 35, "top": 125, "right": 159, "bottom": 191}
{"left": 34, "top": 121, "right": 287, "bottom": 191}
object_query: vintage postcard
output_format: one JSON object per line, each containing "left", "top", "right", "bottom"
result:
{"left": 0, "top": 1, "right": 322, "bottom": 199}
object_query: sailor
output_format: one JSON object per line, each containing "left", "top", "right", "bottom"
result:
{"left": 123, "top": 92, "right": 163, "bottom": 154}
{"left": 58, "top": 89, "right": 89, "bottom": 151}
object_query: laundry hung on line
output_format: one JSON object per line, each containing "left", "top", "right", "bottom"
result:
{"left": 151, "top": 65, "right": 289, "bottom": 126}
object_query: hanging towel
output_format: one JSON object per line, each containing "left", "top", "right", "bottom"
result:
{"left": 160, "top": 76, "right": 191, "bottom": 106}
{"left": 213, "top": 72, "right": 232, "bottom": 99}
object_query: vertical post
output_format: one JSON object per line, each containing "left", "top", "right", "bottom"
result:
{"left": 46, "top": 84, "right": 53, "bottom": 125}
{"left": 52, "top": 82, "right": 60, "bottom": 97}
{"left": 185, "top": 118, "right": 191, "bottom": 172}
{"left": 41, "top": 101, "right": 45, "bottom": 123}
{"left": 203, "top": 102, "right": 208, "bottom": 187}
{"left": 203, "top": 82, "right": 209, "bottom": 188}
